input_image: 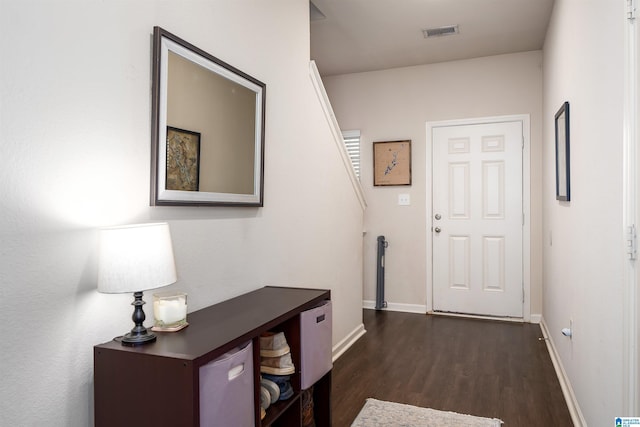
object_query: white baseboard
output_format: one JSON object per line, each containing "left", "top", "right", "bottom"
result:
{"left": 332, "top": 322, "right": 366, "bottom": 362}
{"left": 362, "top": 300, "right": 538, "bottom": 322}
{"left": 362, "top": 300, "right": 427, "bottom": 314}
{"left": 539, "top": 317, "right": 587, "bottom": 427}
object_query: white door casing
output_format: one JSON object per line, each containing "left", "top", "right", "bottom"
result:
{"left": 624, "top": 3, "right": 638, "bottom": 415}
{"left": 429, "top": 117, "right": 529, "bottom": 318}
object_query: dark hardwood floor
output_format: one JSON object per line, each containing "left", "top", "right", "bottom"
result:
{"left": 331, "top": 309, "right": 573, "bottom": 426}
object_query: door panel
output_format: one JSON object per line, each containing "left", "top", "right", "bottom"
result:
{"left": 449, "top": 235, "right": 470, "bottom": 289}
{"left": 432, "top": 121, "right": 523, "bottom": 317}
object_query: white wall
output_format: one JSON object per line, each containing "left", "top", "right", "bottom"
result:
{"left": 542, "top": 1, "right": 626, "bottom": 425}
{"left": 0, "top": 1, "right": 364, "bottom": 426}
{"left": 323, "top": 51, "right": 543, "bottom": 316}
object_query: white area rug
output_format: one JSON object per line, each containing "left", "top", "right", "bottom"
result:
{"left": 351, "top": 398, "right": 503, "bottom": 427}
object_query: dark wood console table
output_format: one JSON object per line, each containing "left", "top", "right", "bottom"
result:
{"left": 94, "top": 286, "right": 331, "bottom": 426}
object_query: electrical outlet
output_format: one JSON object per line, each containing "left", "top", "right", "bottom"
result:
{"left": 398, "top": 194, "right": 410, "bottom": 206}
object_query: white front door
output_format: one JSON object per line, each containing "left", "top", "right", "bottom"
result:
{"left": 432, "top": 120, "right": 523, "bottom": 317}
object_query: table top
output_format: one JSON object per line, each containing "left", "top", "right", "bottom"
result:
{"left": 95, "top": 286, "right": 330, "bottom": 364}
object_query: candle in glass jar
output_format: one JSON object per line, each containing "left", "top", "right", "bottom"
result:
{"left": 153, "top": 293, "right": 187, "bottom": 327}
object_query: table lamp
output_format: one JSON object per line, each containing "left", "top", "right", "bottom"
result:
{"left": 98, "top": 222, "right": 177, "bottom": 346}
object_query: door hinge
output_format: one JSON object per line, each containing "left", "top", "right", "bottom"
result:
{"left": 627, "top": 225, "right": 637, "bottom": 260}
{"left": 628, "top": 0, "right": 636, "bottom": 20}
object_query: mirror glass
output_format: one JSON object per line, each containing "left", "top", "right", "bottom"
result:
{"left": 151, "top": 27, "right": 265, "bottom": 206}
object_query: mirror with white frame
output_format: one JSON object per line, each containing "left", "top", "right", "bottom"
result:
{"left": 150, "top": 27, "right": 265, "bottom": 206}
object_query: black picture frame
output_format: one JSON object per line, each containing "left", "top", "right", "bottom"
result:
{"left": 555, "top": 102, "right": 570, "bottom": 201}
{"left": 373, "top": 140, "right": 412, "bottom": 186}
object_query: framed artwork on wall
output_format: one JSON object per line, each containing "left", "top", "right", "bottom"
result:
{"left": 555, "top": 102, "right": 570, "bottom": 201}
{"left": 166, "top": 126, "right": 201, "bottom": 192}
{"left": 373, "top": 140, "right": 412, "bottom": 186}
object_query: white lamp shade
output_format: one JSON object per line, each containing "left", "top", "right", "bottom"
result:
{"left": 98, "top": 222, "right": 177, "bottom": 294}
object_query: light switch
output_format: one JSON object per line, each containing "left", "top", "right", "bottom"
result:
{"left": 398, "top": 194, "right": 410, "bottom": 206}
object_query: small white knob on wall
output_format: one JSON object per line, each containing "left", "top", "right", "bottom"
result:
{"left": 561, "top": 328, "right": 572, "bottom": 337}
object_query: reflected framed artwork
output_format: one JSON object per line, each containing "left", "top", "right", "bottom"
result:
{"left": 555, "top": 102, "right": 570, "bottom": 201}
{"left": 373, "top": 140, "right": 412, "bottom": 186}
{"left": 166, "top": 127, "right": 200, "bottom": 192}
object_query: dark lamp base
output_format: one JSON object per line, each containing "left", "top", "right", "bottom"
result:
{"left": 119, "top": 290, "right": 156, "bottom": 347}
{"left": 121, "top": 330, "right": 157, "bottom": 346}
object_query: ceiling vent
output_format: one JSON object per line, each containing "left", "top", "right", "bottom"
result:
{"left": 422, "top": 25, "right": 459, "bottom": 38}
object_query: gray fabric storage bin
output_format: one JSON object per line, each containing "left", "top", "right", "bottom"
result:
{"left": 199, "top": 341, "right": 254, "bottom": 427}
{"left": 300, "top": 300, "right": 332, "bottom": 390}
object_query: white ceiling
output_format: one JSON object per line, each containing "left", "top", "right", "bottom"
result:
{"left": 310, "top": 0, "right": 555, "bottom": 77}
